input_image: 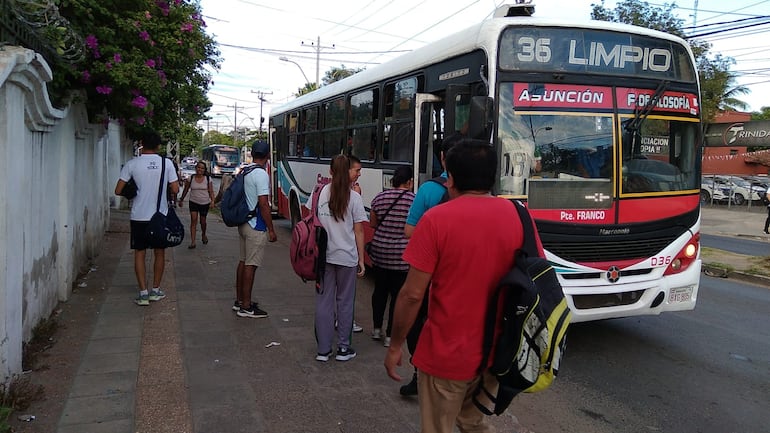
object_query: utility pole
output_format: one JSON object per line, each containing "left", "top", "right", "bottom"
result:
{"left": 301, "top": 36, "right": 334, "bottom": 86}
{"left": 691, "top": 0, "right": 699, "bottom": 26}
{"left": 227, "top": 102, "right": 240, "bottom": 144}
{"left": 251, "top": 90, "right": 273, "bottom": 135}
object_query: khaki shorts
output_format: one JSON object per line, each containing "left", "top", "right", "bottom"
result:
{"left": 238, "top": 224, "right": 268, "bottom": 266}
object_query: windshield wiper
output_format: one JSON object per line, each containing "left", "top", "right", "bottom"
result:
{"left": 623, "top": 80, "right": 669, "bottom": 159}
{"left": 624, "top": 80, "right": 669, "bottom": 133}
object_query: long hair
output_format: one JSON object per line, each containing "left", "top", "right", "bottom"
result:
{"left": 329, "top": 155, "right": 351, "bottom": 221}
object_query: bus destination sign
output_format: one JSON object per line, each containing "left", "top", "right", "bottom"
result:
{"left": 500, "top": 27, "right": 696, "bottom": 82}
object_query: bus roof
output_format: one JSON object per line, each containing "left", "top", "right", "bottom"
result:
{"left": 270, "top": 14, "right": 693, "bottom": 117}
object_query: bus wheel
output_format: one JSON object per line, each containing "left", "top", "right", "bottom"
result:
{"left": 290, "top": 194, "right": 301, "bottom": 228}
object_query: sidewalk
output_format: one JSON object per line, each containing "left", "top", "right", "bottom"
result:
{"left": 10, "top": 204, "right": 767, "bottom": 433}
{"left": 11, "top": 207, "right": 526, "bottom": 433}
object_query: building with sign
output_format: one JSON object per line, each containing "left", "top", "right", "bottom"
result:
{"left": 703, "top": 112, "right": 770, "bottom": 175}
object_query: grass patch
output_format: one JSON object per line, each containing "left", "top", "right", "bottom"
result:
{"left": 703, "top": 262, "right": 734, "bottom": 273}
{"left": 22, "top": 316, "right": 59, "bottom": 372}
{"left": 0, "top": 375, "right": 44, "bottom": 432}
{"left": 746, "top": 256, "right": 770, "bottom": 276}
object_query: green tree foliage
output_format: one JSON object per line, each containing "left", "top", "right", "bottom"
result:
{"left": 322, "top": 64, "right": 365, "bottom": 85}
{"left": 295, "top": 82, "right": 318, "bottom": 97}
{"left": 699, "top": 54, "right": 749, "bottom": 120}
{"left": 294, "top": 65, "right": 363, "bottom": 96}
{"left": 48, "top": 0, "right": 221, "bottom": 137}
{"left": 590, "top": 0, "right": 748, "bottom": 122}
{"left": 176, "top": 123, "right": 204, "bottom": 157}
{"left": 751, "top": 106, "right": 770, "bottom": 120}
{"left": 204, "top": 130, "right": 234, "bottom": 146}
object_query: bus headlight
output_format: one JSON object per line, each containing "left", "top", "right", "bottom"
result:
{"left": 664, "top": 233, "right": 699, "bottom": 276}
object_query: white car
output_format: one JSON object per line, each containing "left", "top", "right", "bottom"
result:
{"left": 712, "top": 176, "right": 761, "bottom": 205}
{"left": 701, "top": 178, "right": 731, "bottom": 204}
{"left": 180, "top": 163, "right": 197, "bottom": 183}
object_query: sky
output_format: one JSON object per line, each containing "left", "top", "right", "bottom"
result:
{"left": 197, "top": 0, "right": 770, "bottom": 134}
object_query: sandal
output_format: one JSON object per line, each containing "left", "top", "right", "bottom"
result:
{"left": 202, "top": 236, "right": 208, "bottom": 244}
{"left": 188, "top": 244, "right": 196, "bottom": 249}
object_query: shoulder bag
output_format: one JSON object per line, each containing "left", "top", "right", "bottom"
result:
{"left": 146, "top": 156, "right": 185, "bottom": 248}
{"left": 365, "top": 189, "right": 408, "bottom": 257}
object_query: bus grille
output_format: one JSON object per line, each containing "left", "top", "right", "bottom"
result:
{"left": 543, "top": 236, "right": 676, "bottom": 262}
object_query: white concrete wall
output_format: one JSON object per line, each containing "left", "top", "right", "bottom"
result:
{"left": 0, "top": 47, "right": 125, "bottom": 383}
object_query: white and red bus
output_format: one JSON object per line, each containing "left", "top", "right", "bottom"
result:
{"left": 269, "top": 2, "right": 702, "bottom": 322}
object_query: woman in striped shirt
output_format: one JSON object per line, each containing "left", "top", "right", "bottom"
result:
{"left": 368, "top": 166, "right": 415, "bottom": 347}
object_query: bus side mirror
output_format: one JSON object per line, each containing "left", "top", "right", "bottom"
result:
{"left": 469, "top": 96, "right": 494, "bottom": 141}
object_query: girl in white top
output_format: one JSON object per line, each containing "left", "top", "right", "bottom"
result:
{"left": 312, "top": 155, "right": 368, "bottom": 362}
{"left": 178, "top": 161, "right": 215, "bottom": 249}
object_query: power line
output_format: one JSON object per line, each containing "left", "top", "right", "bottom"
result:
{"left": 686, "top": 18, "right": 770, "bottom": 39}
{"left": 372, "top": 0, "right": 482, "bottom": 63}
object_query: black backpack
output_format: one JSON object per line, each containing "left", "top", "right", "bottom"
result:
{"left": 473, "top": 200, "right": 571, "bottom": 416}
{"left": 220, "top": 164, "right": 264, "bottom": 227}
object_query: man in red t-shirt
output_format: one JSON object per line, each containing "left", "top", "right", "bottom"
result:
{"left": 385, "top": 139, "right": 533, "bottom": 433}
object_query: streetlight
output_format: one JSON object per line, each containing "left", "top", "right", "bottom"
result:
{"left": 279, "top": 56, "right": 311, "bottom": 85}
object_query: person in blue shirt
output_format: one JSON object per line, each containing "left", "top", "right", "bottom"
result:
{"left": 399, "top": 133, "right": 462, "bottom": 395}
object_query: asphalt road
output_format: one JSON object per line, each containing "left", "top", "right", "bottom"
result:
{"left": 702, "top": 233, "right": 769, "bottom": 257}
{"left": 516, "top": 274, "right": 770, "bottom": 433}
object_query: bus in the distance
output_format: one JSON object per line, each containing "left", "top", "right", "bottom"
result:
{"left": 269, "top": 1, "right": 702, "bottom": 322}
{"left": 200, "top": 144, "right": 240, "bottom": 177}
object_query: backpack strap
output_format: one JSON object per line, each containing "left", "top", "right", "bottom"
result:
{"left": 155, "top": 155, "right": 166, "bottom": 213}
{"left": 513, "top": 200, "right": 539, "bottom": 258}
{"left": 427, "top": 176, "right": 450, "bottom": 204}
{"left": 241, "top": 164, "right": 264, "bottom": 218}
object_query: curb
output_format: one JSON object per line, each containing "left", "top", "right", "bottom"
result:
{"left": 702, "top": 263, "right": 770, "bottom": 287}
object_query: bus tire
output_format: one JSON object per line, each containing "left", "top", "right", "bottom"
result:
{"left": 290, "top": 193, "right": 301, "bottom": 228}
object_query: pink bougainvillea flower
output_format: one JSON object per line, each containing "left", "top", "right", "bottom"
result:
{"left": 139, "top": 30, "right": 150, "bottom": 41}
{"left": 81, "top": 70, "right": 91, "bottom": 82}
{"left": 85, "top": 35, "right": 98, "bottom": 50}
{"left": 92, "top": 48, "right": 101, "bottom": 59}
{"left": 177, "top": 39, "right": 183, "bottom": 45}
{"left": 145, "top": 59, "right": 156, "bottom": 68}
{"left": 96, "top": 85, "right": 113, "bottom": 95}
{"left": 133, "top": 20, "right": 141, "bottom": 28}
{"left": 156, "top": 1, "right": 170, "bottom": 15}
{"left": 113, "top": 53, "right": 122, "bottom": 63}
{"left": 132, "top": 96, "right": 148, "bottom": 109}
{"left": 145, "top": 11, "right": 152, "bottom": 19}
{"left": 181, "top": 22, "right": 194, "bottom": 32}
{"left": 105, "top": 62, "right": 112, "bottom": 70}
{"left": 135, "top": 117, "right": 146, "bottom": 125}
{"left": 174, "top": 0, "right": 181, "bottom": 5}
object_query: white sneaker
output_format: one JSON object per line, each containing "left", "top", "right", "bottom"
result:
{"left": 383, "top": 337, "right": 391, "bottom": 347}
{"left": 353, "top": 322, "right": 363, "bottom": 333}
{"left": 371, "top": 328, "right": 382, "bottom": 340}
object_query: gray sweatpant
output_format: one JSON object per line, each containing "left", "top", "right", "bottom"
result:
{"left": 315, "top": 263, "right": 357, "bottom": 354}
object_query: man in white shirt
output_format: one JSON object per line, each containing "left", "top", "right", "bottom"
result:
{"left": 233, "top": 140, "right": 277, "bottom": 318}
{"left": 115, "top": 131, "right": 179, "bottom": 306}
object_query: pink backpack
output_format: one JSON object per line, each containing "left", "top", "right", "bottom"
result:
{"left": 290, "top": 184, "right": 327, "bottom": 284}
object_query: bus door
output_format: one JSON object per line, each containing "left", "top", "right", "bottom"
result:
{"left": 414, "top": 94, "right": 442, "bottom": 188}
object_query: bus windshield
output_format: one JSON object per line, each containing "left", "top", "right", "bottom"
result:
{"left": 497, "top": 82, "right": 699, "bottom": 208}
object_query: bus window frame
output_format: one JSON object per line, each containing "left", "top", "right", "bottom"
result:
{"left": 347, "top": 88, "right": 378, "bottom": 162}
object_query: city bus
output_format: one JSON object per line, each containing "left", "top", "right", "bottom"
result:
{"left": 200, "top": 144, "right": 240, "bottom": 177}
{"left": 268, "top": 1, "right": 702, "bottom": 322}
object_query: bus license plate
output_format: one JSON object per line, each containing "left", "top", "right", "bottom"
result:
{"left": 668, "top": 286, "right": 693, "bottom": 303}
